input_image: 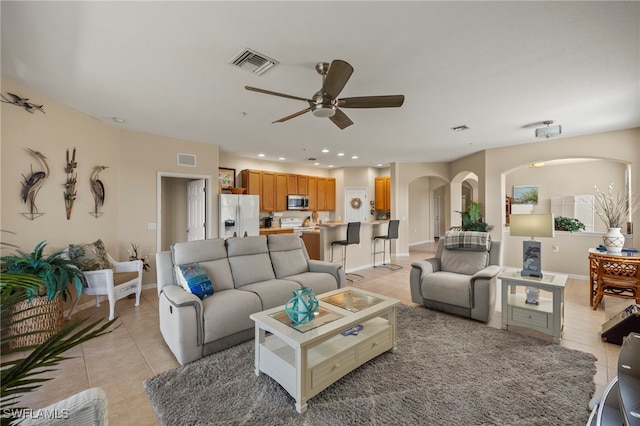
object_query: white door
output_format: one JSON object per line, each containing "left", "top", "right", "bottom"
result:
{"left": 187, "top": 179, "right": 206, "bottom": 241}
{"left": 345, "top": 187, "right": 368, "bottom": 223}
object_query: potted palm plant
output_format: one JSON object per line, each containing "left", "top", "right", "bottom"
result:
{"left": 0, "top": 241, "right": 85, "bottom": 348}
{"left": 1, "top": 276, "right": 115, "bottom": 424}
{"left": 457, "top": 201, "right": 494, "bottom": 232}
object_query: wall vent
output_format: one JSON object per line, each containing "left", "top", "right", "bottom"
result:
{"left": 177, "top": 153, "right": 196, "bottom": 167}
{"left": 230, "top": 48, "right": 278, "bottom": 75}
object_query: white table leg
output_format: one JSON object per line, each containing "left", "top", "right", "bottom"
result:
{"left": 254, "top": 325, "right": 265, "bottom": 376}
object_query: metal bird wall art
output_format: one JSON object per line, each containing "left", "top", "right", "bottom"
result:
{"left": 20, "top": 148, "right": 50, "bottom": 220}
{"left": 89, "top": 165, "right": 108, "bottom": 218}
{"left": 1, "top": 92, "right": 45, "bottom": 114}
{"left": 63, "top": 147, "right": 78, "bottom": 220}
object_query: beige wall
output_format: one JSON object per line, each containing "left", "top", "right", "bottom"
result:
{"left": 4, "top": 78, "right": 638, "bottom": 283}
{"left": 393, "top": 161, "right": 450, "bottom": 255}
{"left": 485, "top": 129, "right": 639, "bottom": 276}
{"left": 505, "top": 159, "right": 628, "bottom": 232}
{"left": 1, "top": 78, "right": 220, "bottom": 296}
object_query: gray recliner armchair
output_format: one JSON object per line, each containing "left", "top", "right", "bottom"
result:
{"left": 410, "top": 231, "right": 502, "bottom": 322}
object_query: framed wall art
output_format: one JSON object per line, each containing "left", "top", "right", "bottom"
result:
{"left": 218, "top": 168, "right": 235, "bottom": 189}
{"left": 512, "top": 185, "right": 538, "bottom": 205}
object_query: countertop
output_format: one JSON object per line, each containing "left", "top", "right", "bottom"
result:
{"left": 315, "top": 220, "right": 389, "bottom": 228}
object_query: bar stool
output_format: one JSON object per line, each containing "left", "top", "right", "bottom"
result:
{"left": 331, "top": 222, "right": 364, "bottom": 282}
{"left": 372, "top": 219, "right": 402, "bottom": 270}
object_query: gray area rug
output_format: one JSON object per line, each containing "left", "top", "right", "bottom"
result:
{"left": 145, "top": 304, "right": 597, "bottom": 425}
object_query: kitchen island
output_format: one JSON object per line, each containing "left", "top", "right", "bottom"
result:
{"left": 302, "top": 221, "right": 390, "bottom": 273}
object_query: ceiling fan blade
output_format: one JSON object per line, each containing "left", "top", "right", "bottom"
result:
{"left": 338, "top": 95, "right": 405, "bottom": 108}
{"left": 329, "top": 108, "right": 353, "bottom": 129}
{"left": 245, "top": 86, "right": 311, "bottom": 103}
{"left": 272, "top": 107, "right": 312, "bottom": 124}
{"left": 321, "top": 60, "right": 354, "bottom": 99}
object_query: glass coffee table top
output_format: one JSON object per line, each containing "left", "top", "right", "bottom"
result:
{"left": 321, "top": 289, "right": 384, "bottom": 312}
{"left": 270, "top": 306, "right": 344, "bottom": 333}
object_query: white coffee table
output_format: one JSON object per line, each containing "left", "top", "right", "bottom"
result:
{"left": 250, "top": 287, "right": 401, "bottom": 413}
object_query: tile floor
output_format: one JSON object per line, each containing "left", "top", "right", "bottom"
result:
{"left": 14, "top": 242, "right": 626, "bottom": 424}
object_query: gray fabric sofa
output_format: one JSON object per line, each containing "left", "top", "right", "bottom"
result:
{"left": 156, "top": 234, "right": 346, "bottom": 365}
{"left": 410, "top": 234, "right": 502, "bottom": 322}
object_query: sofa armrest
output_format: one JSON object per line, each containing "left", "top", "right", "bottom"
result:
{"left": 158, "top": 285, "right": 204, "bottom": 365}
{"left": 112, "top": 259, "right": 143, "bottom": 274}
{"left": 411, "top": 258, "right": 440, "bottom": 276}
{"left": 161, "top": 284, "right": 202, "bottom": 309}
{"left": 82, "top": 269, "right": 114, "bottom": 292}
{"left": 471, "top": 265, "right": 502, "bottom": 283}
{"left": 19, "top": 387, "right": 108, "bottom": 426}
{"left": 308, "top": 260, "right": 347, "bottom": 288}
{"left": 409, "top": 259, "right": 441, "bottom": 304}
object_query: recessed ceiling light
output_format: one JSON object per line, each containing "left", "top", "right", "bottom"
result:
{"left": 258, "top": 153, "right": 265, "bottom": 157}
{"left": 337, "top": 153, "right": 345, "bottom": 157}
{"left": 321, "top": 149, "right": 329, "bottom": 153}
{"left": 352, "top": 155, "right": 358, "bottom": 159}
{"left": 377, "top": 163, "right": 383, "bottom": 167}
{"left": 313, "top": 162, "right": 320, "bottom": 166}
{"left": 278, "top": 157, "right": 285, "bottom": 161}
{"left": 328, "top": 165, "right": 334, "bottom": 168}
{"left": 451, "top": 125, "right": 469, "bottom": 132}
{"left": 112, "top": 117, "right": 126, "bottom": 124}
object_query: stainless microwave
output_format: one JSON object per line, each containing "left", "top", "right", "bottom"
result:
{"left": 287, "top": 195, "right": 309, "bottom": 210}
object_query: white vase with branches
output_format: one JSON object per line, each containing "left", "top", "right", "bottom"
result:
{"left": 594, "top": 183, "right": 638, "bottom": 253}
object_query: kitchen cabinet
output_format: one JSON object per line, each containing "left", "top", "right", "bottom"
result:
{"left": 316, "top": 178, "right": 327, "bottom": 211}
{"left": 276, "top": 173, "right": 289, "bottom": 211}
{"left": 287, "top": 174, "right": 298, "bottom": 195}
{"left": 297, "top": 175, "right": 308, "bottom": 195}
{"left": 326, "top": 178, "right": 336, "bottom": 211}
{"left": 375, "top": 176, "right": 391, "bottom": 210}
{"left": 241, "top": 169, "right": 335, "bottom": 212}
{"left": 301, "top": 232, "right": 320, "bottom": 260}
{"left": 308, "top": 176, "right": 317, "bottom": 211}
{"left": 261, "top": 171, "right": 276, "bottom": 212}
{"left": 241, "top": 169, "right": 262, "bottom": 195}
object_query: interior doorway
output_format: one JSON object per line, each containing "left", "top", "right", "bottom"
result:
{"left": 345, "top": 187, "right": 368, "bottom": 223}
{"left": 156, "top": 172, "right": 213, "bottom": 251}
{"left": 187, "top": 179, "right": 207, "bottom": 241}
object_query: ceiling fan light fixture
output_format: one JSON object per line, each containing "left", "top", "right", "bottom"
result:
{"left": 312, "top": 104, "right": 336, "bottom": 118}
{"left": 535, "top": 120, "right": 562, "bottom": 139}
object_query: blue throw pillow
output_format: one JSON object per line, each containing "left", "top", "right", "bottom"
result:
{"left": 177, "top": 263, "right": 214, "bottom": 300}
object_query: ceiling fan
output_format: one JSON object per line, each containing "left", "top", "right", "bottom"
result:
{"left": 245, "top": 59, "right": 404, "bottom": 129}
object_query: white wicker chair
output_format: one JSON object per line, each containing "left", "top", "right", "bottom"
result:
{"left": 65, "top": 251, "right": 143, "bottom": 321}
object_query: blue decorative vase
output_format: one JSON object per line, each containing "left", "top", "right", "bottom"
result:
{"left": 284, "top": 287, "right": 319, "bottom": 325}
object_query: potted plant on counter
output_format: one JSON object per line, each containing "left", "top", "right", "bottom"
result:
{"left": 554, "top": 216, "right": 586, "bottom": 232}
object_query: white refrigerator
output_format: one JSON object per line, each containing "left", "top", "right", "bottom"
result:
{"left": 219, "top": 194, "right": 260, "bottom": 238}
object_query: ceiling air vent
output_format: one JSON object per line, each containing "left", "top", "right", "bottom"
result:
{"left": 177, "top": 153, "right": 196, "bottom": 167}
{"left": 230, "top": 48, "right": 278, "bottom": 76}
